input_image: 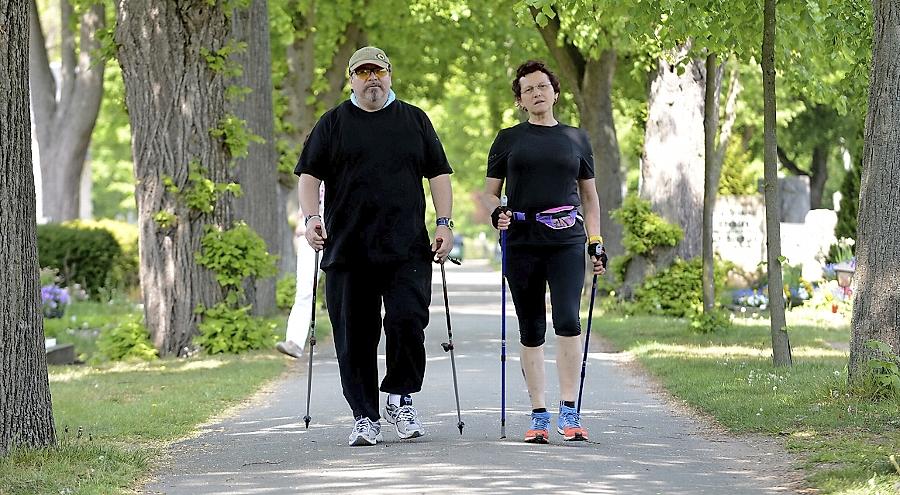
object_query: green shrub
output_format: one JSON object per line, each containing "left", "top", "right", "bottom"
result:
{"left": 37, "top": 224, "right": 122, "bottom": 298}
{"left": 197, "top": 222, "right": 278, "bottom": 291}
{"left": 610, "top": 195, "right": 683, "bottom": 256}
{"left": 194, "top": 302, "right": 277, "bottom": 354}
{"left": 633, "top": 258, "right": 729, "bottom": 319}
{"left": 276, "top": 275, "right": 296, "bottom": 312}
{"left": 96, "top": 319, "right": 158, "bottom": 362}
{"left": 67, "top": 219, "right": 140, "bottom": 292}
{"left": 862, "top": 340, "right": 900, "bottom": 400}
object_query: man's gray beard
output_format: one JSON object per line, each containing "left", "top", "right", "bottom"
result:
{"left": 364, "top": 86, "right": 384, "bottom": 102}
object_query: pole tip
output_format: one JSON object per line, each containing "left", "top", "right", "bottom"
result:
{"left": 457, "top": 421, "right": 465, "bottom": 435}
{"left": 303, "top": 415, "right": 311, "bottom": 428}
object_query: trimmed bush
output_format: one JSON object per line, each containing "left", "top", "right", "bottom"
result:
{"left": 37, "top": 223, "right": 122, "bottom": 297}
{"left": 633, "top": 258, "right": 729, "bottom": 319}
{"left": 96, "top": 319, "right": 158, "bottom": 362}
{"left": 67, "top": 219, "right": 140, "bottom": 291}
{"left": 276, "top": 274, "right": 296, "bottom": 312}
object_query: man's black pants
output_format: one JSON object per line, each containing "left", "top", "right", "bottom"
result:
{"left": 324, "top": 258, "right": 431, "bottom": 421}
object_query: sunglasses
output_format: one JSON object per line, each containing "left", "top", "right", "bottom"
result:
{"left": 352, "top": 67, "right": 390, "bottom": 79}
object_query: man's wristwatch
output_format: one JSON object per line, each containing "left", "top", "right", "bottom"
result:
{"left": 436, "top": 217, "right": 454, "bottom": 230}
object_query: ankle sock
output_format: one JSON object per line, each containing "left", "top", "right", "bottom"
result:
{"left": 532, "top": 408, "right": 547, "bottom": 414}
{"left": 562, "top": 401, "right": 575, "bottom": 409}
{"left": 388, "top": 394, "right": 413, "bottom": 407}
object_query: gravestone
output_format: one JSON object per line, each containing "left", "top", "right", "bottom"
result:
{"left": 712, "top": 195, "right": 766, "bottom": 272}
{"left": 779, "top": 176, "right": 810, "bottom": 223}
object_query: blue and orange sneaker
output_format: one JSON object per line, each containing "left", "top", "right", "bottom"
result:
{"left": 524, "top": 411, "right": 551, "bottom": 443}
{"left": 557, "top": 403, "right": 587, "bottom": 441}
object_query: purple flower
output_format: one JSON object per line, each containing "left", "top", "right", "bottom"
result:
{"left": 41, "top": 284, "right": 70, "bottom": 311}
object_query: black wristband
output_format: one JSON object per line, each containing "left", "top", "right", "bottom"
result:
{"left": 491, "top": 206, "right": 509, "bottom": 229}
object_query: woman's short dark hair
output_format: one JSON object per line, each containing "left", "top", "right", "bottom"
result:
{"left": 512, "top": 60, "right": 560, "bottom": 99}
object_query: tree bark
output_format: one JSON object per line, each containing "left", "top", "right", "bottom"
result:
{"left": 763, "top": 0, "right": 792, "bottom": 367}
{"left": 28, "top": 0, "right": 105, "bottom": 222}
{"left": 115, "top": 0, "right": 231, "bottom": 356}
{"left": 1, "top": 0, "right": 57, "bottom": 454}
{"left": 229, "top": 0, "right": 278, "bottom": 314}
{"left": 702, "top": 54, "right": 723, "bottom": 313}
{"left": 532, "top": 10, "right": 624, "bottom": 258}
{"left": 641, "top": 46, "right": 706, "bottom": 261}
{"left": 849, "top": 0, "right": 900, "bottom": 380}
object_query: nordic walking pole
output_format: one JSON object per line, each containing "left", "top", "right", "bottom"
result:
{"left": 499, "top": 194, "right": 508, "bottom": 439}
{"left": 576, "top": 273, "right": 599, "bottom": 414}
{"left": 303, "top": 246, "right": 321, "bottom": 429}
{"left": 439, "top": 256, "right": 465, "bottom": 435}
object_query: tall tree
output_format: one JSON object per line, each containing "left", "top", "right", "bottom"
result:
{"left": 229, "top": 0, "right": 278, "bottom": 314}
{"left": 702, "top": 58, "right": 740, "bottom": 313}
{"left": 641, "top": 43, "right": 707, "bottom": 261}
{"left": 1, "top": 0, "right": 57, "bottom": 454}
{"left": 28, "top": 0, "right": 105, "bottom": 222}
{"left": 115, "top": 0, "right": 232, "bottom": 355}
{"left": 270, "top": 0, "right": 365, "bottom": 275}
{"left": 849, "top": 0, "right": 899, "bottom": 380}
{"left": 762, "top": 0, "right": 791, "bottom": 366}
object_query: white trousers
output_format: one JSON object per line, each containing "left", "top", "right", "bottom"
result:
{"left": 285, "top": 238, "right": 321, "bottom": 351}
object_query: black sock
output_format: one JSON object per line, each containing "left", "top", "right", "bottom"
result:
{"left": 400, "top": 395, "right": 413, "bottom": 406}
{"left": 532, "top": 408, "right": 547, "bottom": 414}
{"left": 563, "top": 401, "right": 575, "bottom": 408}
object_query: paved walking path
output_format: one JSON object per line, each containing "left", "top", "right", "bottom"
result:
{"left": 145, "top": 260, "right": 799, "bottom": 494}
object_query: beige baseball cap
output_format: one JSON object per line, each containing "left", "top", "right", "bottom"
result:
{"left": 348, "top": 46, "right": 391, "bottom": 72}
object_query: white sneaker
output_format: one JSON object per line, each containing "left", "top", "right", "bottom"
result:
{"left": 348, "top": 417, "right": 383, "bottom": 446}
{"left": 383, "top": 403, "right": 425, "bottom": 439}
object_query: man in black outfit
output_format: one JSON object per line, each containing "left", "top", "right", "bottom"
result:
{"left": 295, "top": 46, "right": 454, "bottom": 446}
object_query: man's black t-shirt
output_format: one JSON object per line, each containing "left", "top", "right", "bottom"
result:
{"left": 295, "top": 99, "right": 452, "bottom": 269}
{"left": 486, "top": 122, "right": 595, "bottom": 246}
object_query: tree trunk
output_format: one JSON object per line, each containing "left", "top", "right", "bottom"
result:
{"left": 763, "top": 0, "right": 792, "bottom": 367}
{"left": 115, "top": 0, "right": 231, "bottom": 356}
{"left": 532, "top": 10, "right": 624, "bottom": 258}
{"left": 808, "top": 144, "right": 828, "bottom": 209}
{"left": 0, "top": 0, "right": 57, "bottom": 454}
{"left": 229, "top": 0, "right": 278, "bottom": 315}
{"left": 703, "top": 58, "right": 741, "bottom": 315}
{"left": 641, "top": 46, "right": 706, "bottom": 262}
{"left": 849, "top": 0, "right": 900, "bottom": 380}
{"left": 28, "top": 0, "right": 105, "bottom": 222}
{"left": 702, "top": 53, "right": 723, "bottom": 313}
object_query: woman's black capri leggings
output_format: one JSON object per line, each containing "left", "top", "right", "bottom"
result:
{"left": 505, "top": 243, "right": 584, "bottom": 347}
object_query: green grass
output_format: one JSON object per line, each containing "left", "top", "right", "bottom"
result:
{"left": 43, "top": 299, "right": 142, "bottom": 362}
{"left": 0, "top": 353, "right": 288, "bottom": 494}
{"left": 594, "top": 307, "right": 900, "bottom": 494}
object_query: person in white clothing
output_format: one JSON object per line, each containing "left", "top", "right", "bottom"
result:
{"left": 276, "top": 184, "right": 324, "bottom": 359}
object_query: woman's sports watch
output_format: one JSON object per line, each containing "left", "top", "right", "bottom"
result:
{"left": 436, "top": 217, "right": 454, "bottom": 230}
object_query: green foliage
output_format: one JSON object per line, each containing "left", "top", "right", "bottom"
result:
{"left": 66, "top": 219, "right": 140, "bottom": 292}
{"left": 153, "top": 211, "right": 177, "bottom": 228}
{"left": 276, "top": 274, "right": 296, "bottom": 312}
{"left": 200, "top": 41, "right": 247, "bottom": 78}
{"left": 162, "top": 162, "right": 242, "bottom": 214}
{"left": 863, "top": 340, "right": 900, "bottom": 400}
{"left": 90, "top": 62, "right": 136, "bottom": 221}
{"left": 718, "top": 139, "right": 759, "bottom": 195}
{"left": 608, "top": 254, "right": 631, "bottom": 285}
{"left": 197, "top": 222, "right": 278, "bottom": 291}
{"left": 610, "top": 195, "right": 683, "bottom": 256}
{"left": 689, "top": 308, "right": 733, "bottom": 334}
{"left": 194, "top": 302, "right": 277, "bottom": 353}
{"left": 96, "top": 319, "right": 158, "bottom": 362}
{"left": 835, "top": 156, "right": 861, "bottom": 238}
{"left": 210, "top": 114, "right": 264, "bottom": 159}
{"left": 633, "top": 258, "right": 728, "bottom": 319}
{"left": 37, "top": 223, "right": 122, "bottom": 297}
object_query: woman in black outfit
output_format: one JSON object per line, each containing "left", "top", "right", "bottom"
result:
{"left": 484, "top": 60, "right": 607, "bottom": 444}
